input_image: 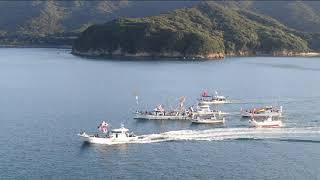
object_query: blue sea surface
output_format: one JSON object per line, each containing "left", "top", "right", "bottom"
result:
{"left": 0, "top": 48, "right": 319, "bottom": 179}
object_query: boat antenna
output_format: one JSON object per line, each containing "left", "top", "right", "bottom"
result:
{"left": 277, "top": 96, "right": 281, "bottom": 107}
{"left": 132, "top": 90, "right": 140, "bottom": 110}
{"left": 136, "top": 95, "right": 139, "bottom": 106}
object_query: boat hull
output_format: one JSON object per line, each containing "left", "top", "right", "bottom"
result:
{"left": 241, "top": 112, "right": 282, "bottom": 118}
{"left": 192, "top": 111, "right": 229, "bottom": 116}
{"left": 79, "top": 133, "right": 139, "bottom": 145}
{"left": 249, "top": 120, "right": 283, "bottom": 128}
{"left": 198, "top": 101, "right": 230, "bottom": 105}
{"left": 191, "top": 118, "right": 225, "bottom": 124}
{"left": 134, "top": 114, "right": 190, "bottom": 120}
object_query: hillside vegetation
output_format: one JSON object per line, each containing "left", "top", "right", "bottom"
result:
{"left": 0, "top": 1, "right": 320, "bottom": 36}
{"left": 0, "top": 0, "right": 197, "bottom": 46}
{"left": 73, "top": 2, "right": 320, "bottom": 59}
{"left": 217, "top": 1, "right": 320, "bottom": 33}
{"left": 0, "top": 1, "right": 196, "bottom": 36}
{"left": 1, "top": 0, "right": 320, "bottom": 51}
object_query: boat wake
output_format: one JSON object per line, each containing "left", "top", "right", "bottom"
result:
{"left": 133, "top": 127, "right": 320, "bottom": 144}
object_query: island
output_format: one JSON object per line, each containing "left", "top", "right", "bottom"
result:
{"left": 72, "top": 2, "right": 320, "bottom": 59}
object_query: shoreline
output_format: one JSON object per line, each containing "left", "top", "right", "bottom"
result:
{"left": 0, "top": 44, "right": 72, "bottom": 49}
{"left": 1, "top": 46, "right": 319, "bottom": 58}
{"left": 71, "top": 51, "right": 320, "bottom": 60}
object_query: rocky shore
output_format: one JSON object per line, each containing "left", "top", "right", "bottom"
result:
{"left": 72, "top": 49, "right": 320, "bottom": 60}
{"left": 71, "top": 49, "right": 225, "bottom": 59}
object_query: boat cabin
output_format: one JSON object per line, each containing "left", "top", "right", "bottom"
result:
{"left": 197, "top": 104, "right": 212, "bottom": 113}
{"left": 111, "top": 127, "right": 129, "bottom": 138}
{"left": 198, "top": 95, "right": 213, "bottom": 101}
{"left": 213, "top": 95, "right": 227, "bottom": 101}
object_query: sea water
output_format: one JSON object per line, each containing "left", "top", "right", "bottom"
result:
{"left": 0, "top": 48, "right": 319, "bottom": 179}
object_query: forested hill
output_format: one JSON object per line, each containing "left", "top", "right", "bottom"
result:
{"left": 0, "top": 1, "right": 197, "bottom": 46}
{"left": 72, "top": 2, "right": 320, "bottom": 59}
{"left": 218, "top": 1, "right": 320, "bottom": 33}
{"left": 1, "top": 1, "right": 320, "bottom": 48}
{"left": 0, "top": 1, "right": 320, "bottom": 35}
{"left": 0, "top": 1, "right": 196, "bottom": 36}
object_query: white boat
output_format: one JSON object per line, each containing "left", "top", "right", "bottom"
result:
{"left": 198, "top": 90, "right": 230, "bottom": 105}
{"left": 79, "top": 123, "right": 139, "bottom": 145}
{"left": 249, "top": 117, "right": 283, "bottom": 128}
{"left": 241, "top": 106, "right": 283, "bottom": 118}
{"left": 134, "top": 97, "right": 190, "bottom": 120}
{"left": 191, "top": 115, "right": 225, "bottom": 124}
{"left": 134, "top": 111, "right": 190, "bottom": 120}
{"left": 190, "top": 104, "right": 228, "bottom": 116}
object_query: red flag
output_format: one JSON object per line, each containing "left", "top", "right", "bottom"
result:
{"left": 98, "top": 121, "right": 109, "bottom": 133}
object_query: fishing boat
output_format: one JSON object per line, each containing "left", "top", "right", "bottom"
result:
{"left": 189, "top": 104, "right": 228, "bottom": 116}
{"left": 79, "top": 122, "right": 139, "bottom": 145}
{"left": 249, "top": 116, "right": 283, "bottom": 128}
{"left": 191, "top": 115, "right": 225, "bottom": 124}
{"left": 134, "top": 97, "right": 190, "bottom": 120}
{"left": 241, "top": 106, "right": 283, "bottom": 118}
{"left": 134, "top": 110, "right": 189, "bottom": 120}
{"left": 198, "top": 90, "right": 230, "bottom": 105}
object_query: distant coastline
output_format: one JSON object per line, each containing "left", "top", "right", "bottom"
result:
{"left": 71, "top": 49, "right": 320, "bottom": 60}
{"left": 1, "top": 45, "right": 318, "bottom": 59}
{"left": 0, "top": 44, "right": 72, "bottom": 49}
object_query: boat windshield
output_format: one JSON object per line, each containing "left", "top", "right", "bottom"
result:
{"left": 214, "top": 96, "right": 226, "bottom": 100}
{"left": 112, "top": 128, "right": 129, "bottom": 133}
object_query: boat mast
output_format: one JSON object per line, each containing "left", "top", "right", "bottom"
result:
{"left": 177, "top": 96, "right": 186, "bottom": 112}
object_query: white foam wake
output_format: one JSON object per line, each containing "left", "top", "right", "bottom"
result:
{"left": 133, "top": 127, "right": 320, "bottom": 144}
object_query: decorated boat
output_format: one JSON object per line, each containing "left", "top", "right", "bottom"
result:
{"left": 241, "top": 106, "right": 283, "bottom": 118}
{"left": 198, "top": 90, "right": 230, "bottom": 105}
{"left": 189, "top": 104, "right": 228, "bottom": 116}
{"left": 191, "top": 114, "right": 225, "bottom": 124}
{"left": 79, "top": 121, "right": 139, "bottom": 145}
{"left": 134, "top": 96, "right": 190, "bottom": 120}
